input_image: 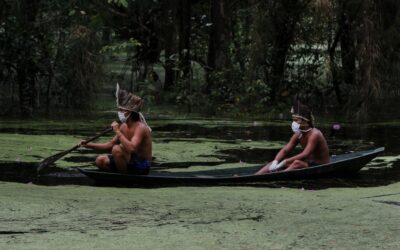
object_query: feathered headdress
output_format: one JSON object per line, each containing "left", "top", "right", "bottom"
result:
{"left": 115, "top": 83, "right": 151, "bottom": 131}
{"left": 115, "top": 83, "right": 144, "bottom": 112}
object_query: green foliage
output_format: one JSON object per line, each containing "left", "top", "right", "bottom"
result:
{"left": 1, "top": 0, "right": 400, "bottom": 119}
{"left": 0, "top": 1, "right": 105, "bottom": 116}
{"left": 109, "top": 0, "right": 128, "bottom": 8}
{"left": 100, "top": 38, "right": 142, "bottom": 54}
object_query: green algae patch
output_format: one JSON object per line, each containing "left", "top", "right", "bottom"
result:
{"left": 0, "top": 132, "right": 284, "bottom": 171}
{"left": 367, "top": 155, "right": 400, "bottom": 168}
{"left": 0, "top": 133, "right": 78, "bottom": 162}
{"left": 0, "top": 182, "right": 399, "bottom": 249}
{"left": 153, "top": 137, "right": 283, "bottom": 165}
{"left": 0, "top": 133, "right": 96, "bottom": 168}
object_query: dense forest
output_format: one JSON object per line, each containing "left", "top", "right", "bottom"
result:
{"left": 1, "top": 0, "right": 400, "bottom": 119}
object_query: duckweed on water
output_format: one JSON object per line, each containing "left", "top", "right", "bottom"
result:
{"left": 0, "top": 133, "right": 285, "bottom": 170}
{"left": 0, "top": 133, "right": 89, "bottom": 167}
{"left": 0, "top": 118, "right": 400, "bottom": 249}
{"left": 367, "top": 155, "right": 400, "bottom": 168}
{"left": 153, "top": 138, "right": 283, "bottom": 163}
{"left": 0, "top": 182, "right": 399, "bottom": 249}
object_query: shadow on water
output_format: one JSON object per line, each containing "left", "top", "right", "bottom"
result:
{"left": 0, "top": 161, "right": 38, "bottom": 183}
{"left": 0, "top": 161, "right": 93, "bottom": 185}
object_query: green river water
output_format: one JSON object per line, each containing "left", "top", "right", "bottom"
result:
{"left": 0, "top": 115, "right": 399, "bottom": 249}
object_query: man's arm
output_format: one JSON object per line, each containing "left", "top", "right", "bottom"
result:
{"left": 273, "top": 133, "right": 300, "bottom": 162}
{"left": 116, "top": 126, "right": 145, "bottom": 154}
{"left": 81, "top": 135, "right": 118, "bottom": 151}
{"left": 255, "top": 133, "right": 300, "bottom": 174}
{"left": 81, "top": 121, "right": 120, "bottom": 151}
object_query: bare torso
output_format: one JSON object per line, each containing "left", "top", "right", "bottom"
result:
{"left": 298, "top": 128, "right": 329, "bottom": 164}
{"left": 120, "top": 122, "right": 152, "bottom": 161}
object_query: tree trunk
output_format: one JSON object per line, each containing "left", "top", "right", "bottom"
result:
{"left": 268, "top": 0, "right": 304, "bottom": 102}
{"left": 162, "top": 0, "right": 178, "bottom": 91}
{"left": 163, "top": 30, "right": 177, "bottom": 91}
{"left": 357, "top": 0, "right": 380, "bottom": 104}
{"left": 328, "top": 27, "right": 343, "bottom": 105}
{"left": 327, "top": 0, "right": 346, "bottom": 106}
{"left": 16, "top": 0, "right": 40, "bottom": 117}
{"left": 178, "top": 0, "right": 191, "bottom": 78}
{"left": 17, "top": 67, "right": 34, "bottom": 117}
{"left": 339, "top": 0, "right": 356, "bottom": 90}
{"left": 177, "top": 0, "right": 192, "bottom": 111}
{"left": 205, "top": 0, "right": 231, "bottom": 94}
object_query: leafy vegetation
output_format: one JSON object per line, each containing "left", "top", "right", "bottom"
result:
{"left": 1, "top": 0, "right": 399, "bottom": 119}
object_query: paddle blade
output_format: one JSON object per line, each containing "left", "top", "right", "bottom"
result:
{"left": 37, "top": 146, "right": 79, "bottom": 173}
{"left": 37, "top": 127, "right": 113, "bottom": 174}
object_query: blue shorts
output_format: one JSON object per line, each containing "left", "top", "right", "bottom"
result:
{"left": 108, "top": 153, "right": 151, "bottom": 175}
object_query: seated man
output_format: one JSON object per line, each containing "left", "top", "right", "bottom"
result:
{"left": 256, "top": 102, "right": 329, "bottom": 175}
{"left": 81, "top": 84, "right": 152, "bottom": 175}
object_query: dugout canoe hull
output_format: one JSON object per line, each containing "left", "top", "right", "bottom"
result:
{"left": 78, "top": 147, "right": 384, "bottom": 186}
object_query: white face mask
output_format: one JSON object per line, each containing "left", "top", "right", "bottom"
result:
{"left": 291, "top": 121, "right": 301, "bottom": 133}
{"left": 118, "top": 111, "right": 130, "bottom": 123}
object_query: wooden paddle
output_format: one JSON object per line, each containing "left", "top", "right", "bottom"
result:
{"left": 37, "top": 126, "right": 113, "bottom": 173}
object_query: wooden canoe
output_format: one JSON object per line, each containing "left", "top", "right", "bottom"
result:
{"left": 78, "top": 147, "right": 384, "bottom": 186}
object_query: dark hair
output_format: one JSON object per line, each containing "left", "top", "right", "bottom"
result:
{"left": 129, "top": 111, "right": 140, "bottom": 122}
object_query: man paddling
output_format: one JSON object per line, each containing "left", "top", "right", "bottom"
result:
{"left": 256, "top": 102, "right": 329, "bottom": 175}
{"left": 80, "top": 84, "right": 152, "bottom": 175}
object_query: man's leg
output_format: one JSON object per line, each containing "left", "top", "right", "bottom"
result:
{"left": 284, "top": 160, "right": 308, "bottom": 171}
{"left": 111, "top": 145, "right": 131, "bottom": 173}
{"left": 95, "top": 155, "right": 111, "bottom": 171}
{"left": 255, "top": 162, "right": 273, "bottom": 175}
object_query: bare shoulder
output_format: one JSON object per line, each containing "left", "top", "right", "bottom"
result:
{"left": 311, "top": 128, "right": 326, "bottom": 139}
{"left": 136, "top": 122, "right": 151, "bottom": 135}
